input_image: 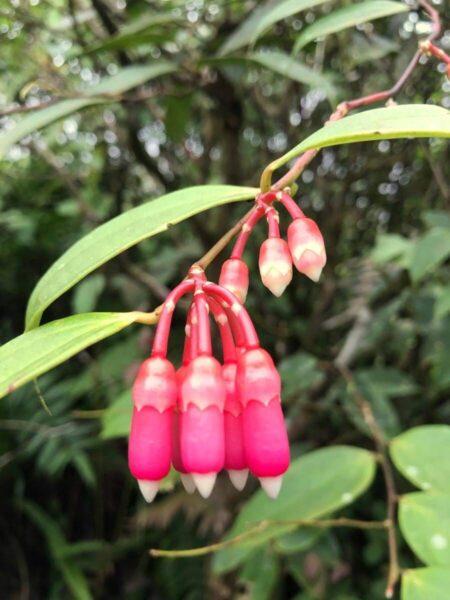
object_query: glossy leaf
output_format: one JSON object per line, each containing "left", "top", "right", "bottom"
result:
{"left": 408, "top": 227, "right": 450, "bottom": 283}
{"left": 294, "top": 1, "right": 408, "bottom": 52}
{"left": 0, "top": 63, "right": 176, "bottom": 159}
{"left": 212, "top": 446, "right": 376, "bottom": 573}
{"left": 402, "top": 568, "right": 450, "bottom": 600}
{"left": 390, "top": 425, "right": 450, "bottom": 494}
{"left": 247, "top": 50, "right": 338, "bottom": 99}
{"left": 25, "top": 185, "right": 258, "bottom": 329}
{"left": 399, "top": 493, "right": 450, "bottom": 566}
{"left": 218, "top": 0, "right": 329, "bottom": 56}
{"left": 0, "top": 312, "right": 142, "bottom": 399}
{"left": 267, "top": 105, "right": 450, "bottom": 178}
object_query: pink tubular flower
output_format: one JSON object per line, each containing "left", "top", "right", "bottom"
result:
{"left": 222, "top": 362, "right": 248, "bottom": 491}
{"left": 128, "top": 357, "right": 177, "bottom": 502}
{"left": 287, "top": 217, "right": 326, "bottom": 282}
{"left": 219, "top": 258, "right": 249, "bottom": 304}
{"left": 237, "top": 348, "right": 290, "bottom": 499}
{"left": 179, "top": 355, "right": 226, "bottom": 498}
{"left": 259, "top": 237, "right": 293, "bottom": 297}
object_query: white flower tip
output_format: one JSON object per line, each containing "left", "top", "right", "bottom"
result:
{"left": 302, "top": 265, "right": 323, "bottom": 282}
{"left": 264, "top": 280, "right": 289, "bottom": 297}
{"left": 228, "top": 469, "right": 249, "bottom": 491}
{"left": 192, "top": 472, "right": 217, "bottom": 498}
{"left": 138, "top": 479, "right": 159, "bottom": 503}
{"left": 259, "top": 476, "right": 283, "bottom": 499}
{"left": 180, "top": 473, "right": 196, "bottom": 494}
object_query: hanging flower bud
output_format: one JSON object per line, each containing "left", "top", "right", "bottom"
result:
{"left": 219, "top": 258, "right": 249, "bottom": 304}
{"left": 179, "top": 356, "right": 226, "bottom": 498}
{"left": 287, "top": 217, "right": 326, "bottom": 282}
{"left": 128, "top": 357, "right": 178, "bottom": 502}
{"left": 259, "top": 238, "right": 293, "bottom": 297}
{"left": 222, "top": 362, "right": 248, "bottom": 491}
{"left": 237, "top": 348, "right": 290, "bottom": 499}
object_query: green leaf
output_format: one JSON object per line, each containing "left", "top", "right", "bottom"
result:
{"left": 81, "top": 13, "right": 177, "bottom": 54}
{"left": 408, "top": 228, "right": 450, "bottom": 283}
{"left": 370, "top": 233, "right": 412, "bottom": 264}
{"left": 390, "top": 425, "right": 450, "bottom": 494}
{"left": 278, "top": 351, "right": 325, "bottom": 399}
{"left": 0, "top": 312, "right": 141, "bottom": 399}
{"left": 101, "top": 390, "right": 132, "bottom": 439}
{"left": 25, "top": 185, "right": 258, "bottom": 330}
{"left": 72, "top": 274, "right": 105, "bottom": 314}
{"left": 0, "top": 63, "right": 176, "bottom": 159}
{"left": 402, "top": 568, "right": 450, "bottom": 600}
{"left": 239, "top": 548, "right": 279, "bottom": 600}
{"left": 347, "top": 33, "right": 399, "bottom": 67}
{"left": 273, "top": 528, "right": 322, "bottom": 554}
{"left": 346, "top": 367, "right": 416, "bottom": 438}
{"left": 21, "top": 501, "right": 92, "bottom": 600}
{"left": 434, "top": 286, "right": 450, "bottom": 320}
{"left": 212, "top": 446, "right": 375, "bottom": 573}
{"left": 422, "top": 211, "right": 450, "bottom": 230}
{"left": 399, "top": 493, "right": 450, "bottom": 566}
{"left": 246, "top": 50, "right": 338, "bottom": 100}
{"left": 267, "top": 105, "right": 450, "bottom": 177}
{"left": 217, "top": 0, "right": 329, "bottom": 56}
{"left": 293, "top": 1, "right": 408, "bottom": 52}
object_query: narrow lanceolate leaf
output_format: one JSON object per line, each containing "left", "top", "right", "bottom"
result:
{"left": 390, "top": 425, "right": 450, "bottom": 494}
{"left": 25, "top": 185, "right": 258, "bottom": 330}
{"left": 81, "top": 13, "right": 177, "bottom": 55}
{"left": 0, "top": 312, "right": 142, "bottom": 399}
{"left": 402, "top": 568, "right": 450, "bottom": 600}
{"left": 246, "top": 51, "right": 339, "bottom": 100}
{"left": 266, "top": 105, "right": 450, "bottom": 178}
{"left": 399, "top": 493, "right": 450, "bottom": 567}
{"left": 213, "top": 446, "right": 376, "bottom": 573}
{"left": 217, "top": 0, "right": 329, "bottom": 56}
{"left": 0, "top": 63, "right": 176, "bottom": 159}
{"left": 293, "top": 1, "right": 408, "bottom": 52}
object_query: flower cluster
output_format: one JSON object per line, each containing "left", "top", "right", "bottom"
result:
{"left": 219, "top": 190, "right": 326, "bottom": 299}
{"left": 128, "top": 191, "right": 326, "bottom": 502}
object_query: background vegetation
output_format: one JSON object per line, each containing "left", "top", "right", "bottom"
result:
{"left": 0, "top": 0, "right": 449, "bottom": 598}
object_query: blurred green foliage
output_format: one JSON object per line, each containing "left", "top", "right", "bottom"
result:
{"left": 0, "top": 0, "right": 449, "bottom": 598}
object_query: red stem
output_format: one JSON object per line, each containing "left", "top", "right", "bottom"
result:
{"left": 203, "top": 282, "right": 259, "bottom": 349}
{"left": 152, "top": 279, "right": 195, "bottom": 357}
{"left": 230, "top": 205, "right": 265, "bottom": 258}
{"left": 279, "top": 191, "right": 304, "bottom": 219}
{"left": 266, "top": 206, "right": 280, "bottom": 239}
{"left": 208, "top": 297, "right": 237, "bottom": 363}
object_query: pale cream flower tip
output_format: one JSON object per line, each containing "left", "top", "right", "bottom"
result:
{"left": 259, "top": 475, "right": 283, "bottom": 499}
{"left": 180, "top": 473, "right": 196, "bottom": 494}
{"left": 138, "top": 480, "right": 159, "bottom": 503}
{"left": 228, "top": 469, "right": 249, "bottom": 491}
{"left": 192, "top": 473, "right": 217, "bottom": 498}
